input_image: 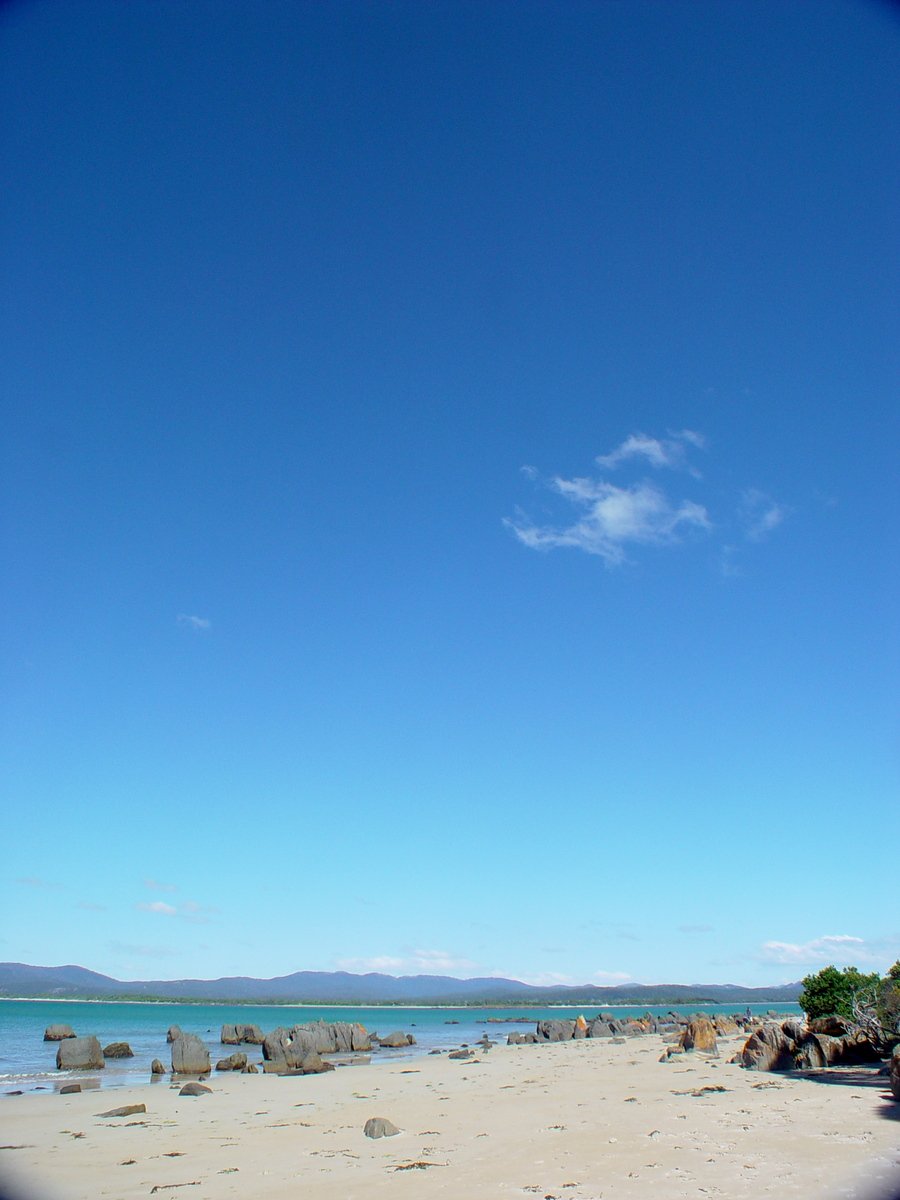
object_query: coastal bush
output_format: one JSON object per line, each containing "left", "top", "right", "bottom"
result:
{"left": 798, "top": 965, "right": 880, "bottom": 1020}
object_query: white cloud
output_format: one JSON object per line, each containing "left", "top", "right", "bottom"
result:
{"left": 759, "top": 934, "right": 890, "bottom": 967}
{"left": 514, "top": 970, "right": 577, "bottom": 987}
{"left": 334, "top": 956, "right": 409, "bottom": 973}
{"left": 411, "top": 948, "right": 477, "bottom": 973}
{"left": 506, "top": 478, "right": 710, "bottom": 565}
{"left": 178, "top": 613, "right": 211, "bottom": 631}
{"left": 137, "top": 900, "right": 177, "bottom": 916}
{"left": 741, "top": 489, "right": 788, "bottom": 541}
{"left": 596, "top": 430, "right": 704, "bottom": 472}
{"left": 143, "top": 878, "right": 177, "bottom": 893}
{"left": 14, "top": 876, "right": 62, "bottom": 890}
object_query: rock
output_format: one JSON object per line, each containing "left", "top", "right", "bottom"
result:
{"left": 171, "top": 1034, "right": 210, "bottom": 1075}
{"left": 297, "top": 1052, "right": 333, "bottom": 1075}
{"left": 379, "top": 1031, "right": 415, "bottom": 1048}
{"left": 44, "top": 1024, "right": 76, "bottom": 1041}
{"left": 97, "top": 1103, "right": 146, "bottom": 1117}
{"left": 56, "top": 1036, "right": 105, "bottom": 1070}
{"left": 150, "top": 1059, "right": 166, "bottom": 1075}
{"left": 59, "top": 1083, "right": 82, "bottom": 1094}
{"left": 215, "top": 1052, "right": 248, "bottom": 1072}
{"left": 102, "top": 1042, "right": 134, "bottom": 1059}
{"left": 780, "top": 1018, "right": 806, "bottom": 1042}
{"left": 891, "top": 1045, "right": 900, "bottom": 1102}
{"left": 243, "top": 1062, "right": 259, "bottom": 1073}
{"left": 221, "top": 1024, "right": 240, "bottom": 1044}
{"left": 364, "top": 1117, "right": 400, "bottom": 1139}
{"left": 535, "top": 1020, "right": 576, "bottom": 1042}
{"left": 680, "top": 1018, "right": 718, "bottom": 1054}
{"left": 166, "top": 1025, "right": 182, "bottom": 1043}
{"left": 714, "top": 1016, "right": 740, "bottom": 1036}
{"left": 449, "top": 1048, "right": 473, "bottom": 1059}
{"left": 236, "top": 1023, "right": 265, "bottom": 1045}
{"left": 739, "top": 1023, "right": 795, "bottom": 1071}
{"left": 808, "top": 1015, "right": 851, "bottom": 1037}
{"left": 574, "top": 1014, "right": 588, "bottom": 1039}
{"left": 179, "top": 1082, "right": 212, "bottom": 1096}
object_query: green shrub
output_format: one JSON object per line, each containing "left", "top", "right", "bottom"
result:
{"left": 798, "top": 965, "right": 880, "bottom": 1020}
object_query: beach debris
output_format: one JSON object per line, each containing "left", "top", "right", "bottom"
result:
{"left": 97, "top": 1104, "right": 147, "bottom": 1118}
{"left": 56, "top": 1036, "right": 105, "bottom": 1071}
{"left": 150, "top": 1182, "right": 201, "bottom": 1193}
{"left": 166, "top": 1026, "right": 182, "bottom": 1043}
{"left": 171, "top": 1035, "right": 210, "bottom": 1075}
{"left": 364, "top": 1116, "right": 400, "bottom": 1138}
{"left": 103, "top": 1042, "right": 134, "bottom": 1059}
{"left": 119, "top": 1159, "right": 137, "bottom": 1165}
{"left": 394, "top": 1160, "right": 446, "bottom": 1170}
{"left": 179, "top": 1082, "right": 212, "bottom": 1097}
{"left": 44, "top": 1024, "right": 76, "bottom": 1041}
{"left": 59, "top": 1084, "right": 82, "bottom": 1094}
{"left": 151, "top": 1059, "right": 166, "bottom": 1075}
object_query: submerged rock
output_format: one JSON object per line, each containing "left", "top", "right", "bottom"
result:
{"left": 44, "top": 1024, "right": 76, "bottom": 1042}
{"left": 103, "top": 1042, "right": 134, "bottom": 1059}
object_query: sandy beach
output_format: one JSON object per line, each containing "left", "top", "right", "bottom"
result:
{"left": 2, "top": 1031, "right": 897, "bottom": 1200}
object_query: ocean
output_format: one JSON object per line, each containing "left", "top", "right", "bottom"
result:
{"left": 0, "top": 999, "right": 802, "bottom": 1091}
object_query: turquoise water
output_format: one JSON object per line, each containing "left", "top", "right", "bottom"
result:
{"left": 0, "top": 999, "right": 801, "bottom": 1091}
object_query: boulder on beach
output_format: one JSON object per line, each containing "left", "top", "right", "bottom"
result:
{"left": 56, "top": 1036, "right": 105, "bottom": 1071}
{"left": 221, "top": 1024, "right": 240, "bottom": 1045}
{"left": 150, "top": 1059, "right": 166, "bottom": 1075}
{"left": 102, "top": 1042, "right": 134, "bottom": 1059}
{"left": 59, "top": 1083, "right": 82, "bottom": 1094}
{"left": 179, "top": 1082, "right": 212, "bottom": 1096}
{"left": 740, "top": 1023, "right": 795, "bottom": 1071}
{"left": 574, "top": 1015, "right": 589, "bottom": 1039}
{"left": 44, "top": 1024, "right": 76, "bottom": 1042}
{"left": 97, "top": 1103, "right": 146, "bottom": 1118}
{"left": 680, "top": 1018, "right": 718, "bottom": 1054}
{"left": 535, "top": 1020, "right": 576, "bottom": 1042}
{"left": 364, "top": 1116, "right": 400, "bottom": 1139}
{"left": 171, "top": 1034, "right": 210, "bottom": 1075}
{"left": 166, "top": 1025, "right": 182, "bottom": 1043}
{"left": 236, "top": 1023, "right": 265, "bottom": 1045}
{"left": 891, "top": 1045, "right": 900, "bottom": 1102}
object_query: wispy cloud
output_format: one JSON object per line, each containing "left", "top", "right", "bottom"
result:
{"left": 507, "top": 430, "right": 790, "bottom": 570}
{"left": 506, "top": 477, "right": 709, "bottom": 565}
{"left": 178, "top": 614, "right": 211, "bottom": 631}
{"left": 137, "top": 900, "right": 177, "bottom": 916}
{"left": 596, "top": 429, "right": 705, "bottom": 472}
{"left": 759, "top": 933, "right": 895, "bottom": 968}
{"left": 14, "top": 876, "right": 63, "bottom": 890}
{"left": 335, "top": 948, "right": 477, "bottom": 976}
{"left": 76, "top": 901, "right": 107, "bottom": 912}
{"left": 143, "top": 878, "right": 177, "bottom": 893}
{"left": 741, "top": 489, "right": 788, "bottom": 541}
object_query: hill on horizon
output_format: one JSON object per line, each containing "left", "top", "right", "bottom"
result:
{"left": 0, "top": 962, "right": 802, "bottom": 1005}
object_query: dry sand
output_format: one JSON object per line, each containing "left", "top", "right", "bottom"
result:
{"left": 2, "top": 1033, "right": 898, "bottom": 1200}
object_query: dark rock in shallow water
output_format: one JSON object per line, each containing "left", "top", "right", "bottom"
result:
{"left": 378, "top": 1031, "right": 415, "bottom": 1048}
{"left": 364, "top": 1117, "right": 400, "bottom": 1138}
{"left": 103, "top": 1042, "right": 134, "bottom": 1059}
{"left": 56, "top": 1036, "right": 104, "bottom": 1070}
{"left": 215, "top": 1052, "right": 248, "bottom": 1072}
{"left": 44, "top": 1024, "right": 76, "bottom": 1042}
{"left": 150, "top": 1059, "right": 166, "bottom": 1075}
{"left": 171, "top": 1034, "right": 210, "bottom": 1075}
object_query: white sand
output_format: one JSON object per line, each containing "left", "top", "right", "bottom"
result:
{"left": 1, "top": 1033, "right": 898, "bottom": 1199}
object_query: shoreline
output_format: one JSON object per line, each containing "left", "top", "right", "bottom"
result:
{"left": 1, "top": 1032, "right": 895, "bottom": 1200}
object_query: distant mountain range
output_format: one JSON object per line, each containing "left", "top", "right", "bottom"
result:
{"left": 0, "top": 962, "right": 802, "bottom": 1006}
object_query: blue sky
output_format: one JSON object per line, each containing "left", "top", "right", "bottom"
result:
{"left": 1, "top": 0, "right": 897, "bottom": 988}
